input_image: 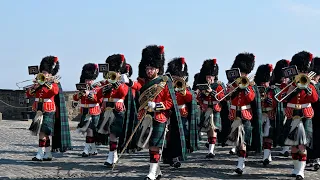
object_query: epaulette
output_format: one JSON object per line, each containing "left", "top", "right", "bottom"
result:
{"left": 217, "top": 81, "right": 222, "bottom": 84}
{"left": 250, "top": 81, "right": 255, "bottom": 86}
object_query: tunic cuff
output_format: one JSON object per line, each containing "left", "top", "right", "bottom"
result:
{"left": 155, "top": 102, "right": 166, "bottom": 111}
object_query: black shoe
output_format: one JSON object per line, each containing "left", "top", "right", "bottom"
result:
{"left": 263, "top": 159, "right": 270, "bottom": 166}
{"left": 43, "top": 157, "right": 52, "bottom": 161}
{"left": 234, "top": 168, "right": 243, "bottom": 175}
{"left": 89, "top": 152, "right": 98, "bottom": 156}
{"left": 280, "top": 151, "right": 290, "bottom": 157}
{"left": 172, "top": 161, "right": 181, "bottom": 168}
{"left": 104, "top": 161, "right": 113, "bottom": 167}
{"left": 229, "top": 150, "right": 236, "bottom": 155}
{"left": 206, "top": 153, "right": 215, "bottom": 159}
{"left": 314, "top": 164, "right": 320, "bottom": 171}
{"left": 81, "top": 152, "right": 89, "bottom": 157}
{"left": 296, "top": 175, "right": 303, "bottom": 180}
{"left": 32, "top": 157, "right": 42, "bottom": 161}
{"left": 144, "top": 175, "right": 161, "bottom": 180}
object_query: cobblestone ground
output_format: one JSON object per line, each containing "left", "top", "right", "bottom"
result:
{"left": 0, "top": 120, "right": 319, "bottom": 180}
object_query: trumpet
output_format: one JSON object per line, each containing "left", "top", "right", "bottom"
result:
{"left": 274, "top": 71, "right": 316, "bottom": 102}
{"left": 215, "top": 75, "right": 255, "bottom": 102}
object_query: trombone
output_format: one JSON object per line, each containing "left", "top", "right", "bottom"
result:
{"left": 173, "top": 76, "right": 187, "bottom": 95}
{"left": 93, "top": 71, "right": 123, "bottom": 89}
{"left": 274, "top": 71, "right": 316, "bottom": 102}
{"left": 215, "top": 75, "right": 255, "bottom": 102}
{"left": 16, "top": 73, "right": 61, "bottom": 89}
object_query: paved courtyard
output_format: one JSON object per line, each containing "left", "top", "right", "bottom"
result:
{"left": 0, "top": 120, "right": 319, "bottom": 180}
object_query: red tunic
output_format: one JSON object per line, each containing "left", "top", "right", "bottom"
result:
{"left": 197, "top": 83, "right": 224, "bottom": 112}
{"left": 73, "top": 87, "right": 102, "bottom": 115}
{"left": 98, "top": 80, "right": 128, "bottom": 112}
{"left": 228, "top": 85, "right": 255, "bottom": 121}
{"left": 26, "top": 83, "right": 59, "bottom": 112}
{"left": 265, "top": 85, "right": 278, "bottom": 120}
{"left": 137, "top": 78, "right": 173, "bottom": 123}
{"left": 131, "top": 78, "right": 143, "bottom": 96}
{"left": 175, "top": 89, "right": 193, "bottom": 117}
{"left": 282, "top": 83, "right": 318, "bottom": 119}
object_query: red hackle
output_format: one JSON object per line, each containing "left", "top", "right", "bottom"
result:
{"left": 159, "top": 45, "right": 164, "bottom": 54}
{"left": 268, "top": 64, "right": 273, "bottom": 72}
{"left": 53, "top": 56, "right": 58, "bottom": 63}
{"left": 120, "top": 54, "right": 125, "bottom": 62}
{"left": 213, "top": 58, "right": 217, "bottom": 65}
{"left": 309, "top": 53, "right": 313, "bottom": 61}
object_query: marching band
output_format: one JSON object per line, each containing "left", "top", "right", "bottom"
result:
{"left": 23, "top": 47, "right": 320, "bottom": 180}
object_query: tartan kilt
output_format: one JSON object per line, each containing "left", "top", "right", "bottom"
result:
{"left": 181, "top": 117, "right": 189, "bottom": 141}
{"left": 78, "top": 114, "right": 100, "bottom": 132}
{"left": 199, "top": 110, "right": 221, "bottom": 131}
{"left": 40, "top": 112, "right": 55, "bottom": 136}
{"left": 109, "top": 110, "right": 125, "bottom": 137}
{"left": 243, "top": 119, "right": 253, "bottom": 146}
{"left": 149, "top": 120, "right": 166, "bottom": 148}
{"left": 279, "top": 118, "right": 292, "bottom": 146}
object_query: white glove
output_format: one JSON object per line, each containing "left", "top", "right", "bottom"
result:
{"left": 148, "top": 101, "right": 156, "bottom": 109}
{"left": 121, "top": 74, "right": 130, "bottom": 83}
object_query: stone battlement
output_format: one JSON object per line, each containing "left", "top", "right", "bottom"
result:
{"left": 0, "top": 89, "right": 80, "bottom": 121}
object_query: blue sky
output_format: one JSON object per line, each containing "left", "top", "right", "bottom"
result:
{"left": 1, "top": 0, "right": 319, "bottom": 91}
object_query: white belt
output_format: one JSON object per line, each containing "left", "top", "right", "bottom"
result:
{"left": 80, "top": 103, "right": 99, "bottom": 108}
{"left": 287, "top": 103, "right": 311, "bottom": 109}
{"left": 103, "top": 98, "right": 123, "bottom": 103}
{"left": 178, "top": 104, "right": 186, "bottom": 109}
{"left": 203, "top": 101, "right": 219, "bottom": 105}
{"left": 35, "top": 98, "right": 52, "bottom": 102}
{"left": 230, "top": 105, "right": 251, "bottom": 110}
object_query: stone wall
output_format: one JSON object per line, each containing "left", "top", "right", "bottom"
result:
{"left": 0, "top": 89, "right": 81, "bottom": 121}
